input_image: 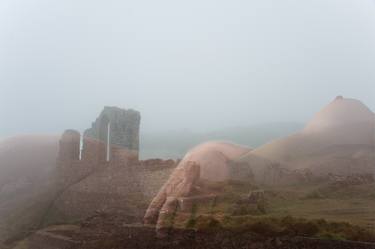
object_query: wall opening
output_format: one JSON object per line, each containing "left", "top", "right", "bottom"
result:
{"left": 106, "top": 122, "right": 111, "bottom": 161}
{"left": 79, "top": 131, "right": 83, "bottom": 160}
{"left": 98, "top": 114, "right": 110, "bottom": 162}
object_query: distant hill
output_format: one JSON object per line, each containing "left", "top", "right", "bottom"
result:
{"left": 237, "top": 96, "right": 375, "bottom": 182}
{"left": 140, "top": 122, "right": 303, "bottom": 159}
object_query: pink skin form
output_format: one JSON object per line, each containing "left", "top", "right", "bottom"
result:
{"left": 178, "top": 141, "right": 252, "bottom": 182}
{"left": 144, "top": 141, "right": 251, "bottom": 236}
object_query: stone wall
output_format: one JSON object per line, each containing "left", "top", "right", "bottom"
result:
{"left": 228, "top": 160, "right": 255, "bottom": 183}
{"left": 81, "top": 137, "right": 107, "bottom": 163}
{"left": 4, "top": 107, "right": 175, "bottom": 247}
{"left": 49, "top": 106, "right": 143, "bottom": 224}
{"left": 84, "top": 106, "right": 141, "bottom": 162}
{"left": 260, "top": 165, "right": 313, "bottom": 186}
{"left": 56, "top": 106, "right": 141, "bottom": 186}
{"left": 58, "top": 130, "right": 80, "bottom": 162}
{"left": 47, "top": 160, "right": 177, "bottom": 225}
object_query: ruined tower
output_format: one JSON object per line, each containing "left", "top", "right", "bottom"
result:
{"left": 82, "top": 106, "right": 141, "bottom": 164}
{"left": 57, "top": 106, "right": 141, "bottom": 185}
{"left": 58, "top": 106, "right": 141, "bottom": 166}
{"left": 58, "top": 130, "right": 81, "bottom": 161}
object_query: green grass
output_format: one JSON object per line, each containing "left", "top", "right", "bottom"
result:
{"left": 183, "top": 215, "right": 375, "bottom": 242}
{"left": 172, "top": 181, "right": 375, "bottom": 242}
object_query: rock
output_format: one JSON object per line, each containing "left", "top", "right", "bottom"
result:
{"left": 178, "top": 195, "right": 217, "bottom": 213}
{"left": 328, "top": 173, "right": 374, "bottom": 187}
{"left": 262, "top": 165, "right": 313, "bottom": 186}
{"left": 247, "top": 190, "right": 265, "bottom": 204}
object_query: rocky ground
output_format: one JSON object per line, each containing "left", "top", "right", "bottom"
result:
{"left": 13, "top": 212, "right": 375, "bottom": 249}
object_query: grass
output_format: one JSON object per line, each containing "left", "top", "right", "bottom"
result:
{"left": 171, "top": 181, "right": 375, "bottom": 242}
{"left": 184, "top": 215, "right": 375, "bottom": 242}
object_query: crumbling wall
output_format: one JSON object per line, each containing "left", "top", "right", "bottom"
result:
{"left": 81, "top": 137, "right": 107, "bottom": 163}
{"left": 84, "top": 106, "right": 141, "bottom": 163}
{"left": 58, "top": 106, "right": 141, "bottom": 165}
{"left": 58, "top": 130, "right": 80, "bottom": 162}
{"left": 52, "top": 107, "right": 182, "bottom": 225}
{"left": 56, "top": 106, "right": 141, "bottom": 188}
{"left": 57, "top": 130, "right": 93, "bottom": 187}
{"left": 48, "top": 159, "right": 177, "bottom": 225}
{"left": 262, "top": 165, "right": 313, "bottom": 186}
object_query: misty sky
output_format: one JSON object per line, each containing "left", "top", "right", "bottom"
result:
{"left": 1, "top": 0, "right": 375, "bottom": 137}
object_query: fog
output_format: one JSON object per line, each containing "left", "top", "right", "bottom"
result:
{"left": 1, "top": 0, "right": 375, "bottom": 137}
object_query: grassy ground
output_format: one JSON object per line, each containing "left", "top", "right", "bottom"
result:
{"left": 172, "top": 181, "right": 375, "bottom": 242}
{"left": 265, "top": 182, "right": 375, "bottom": 229}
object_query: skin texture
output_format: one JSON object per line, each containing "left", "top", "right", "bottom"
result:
{"left": 181, "top": 142, "right": 252, "bottom": 182}
{"left": 237, "top": 97, "right": 375, "bottom": 176}
{"left": 144, "top": 98, "right": 375, "bottom": 236}
{"left": 143, "top": 142, "right": 251, "bottom": 236}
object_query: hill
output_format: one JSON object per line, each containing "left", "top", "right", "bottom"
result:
{"left": 236, "top": 96, "right": 375, "bottom": 183}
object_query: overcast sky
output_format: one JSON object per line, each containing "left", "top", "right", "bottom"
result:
{"left": 0, "top": 0, "right": 375, "bottom": 137}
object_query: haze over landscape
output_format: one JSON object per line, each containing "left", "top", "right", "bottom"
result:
{"left": 1, "top": 0, "right": 375, "bottom": 137}
{"left": 1, "top": 1, "right": 375, "bottom": 249}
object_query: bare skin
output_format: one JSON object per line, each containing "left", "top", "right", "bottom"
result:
{"left": 143, "top": 142, "right": 251, "bottom": 236}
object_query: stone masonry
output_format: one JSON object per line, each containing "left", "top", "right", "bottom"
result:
{"left": 57, "top": 107, "right": 141, "bottom": 187}
{"left": 52, "top": 107, "right": 177, "bottom": 225}
{"left": 84, "top": 106, "right": 141, "bottom": 162}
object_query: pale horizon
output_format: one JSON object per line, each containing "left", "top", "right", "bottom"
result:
{"left": 1, "top": 0, "right": 375, "bottom": 137}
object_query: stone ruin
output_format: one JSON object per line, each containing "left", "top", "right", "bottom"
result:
{"left": 59, "top": 106, "right": 140, "bottom": 163}
{"left": 58, "top": 129, "right": 81, "bottom": 162}
{"left": 83, "top": 106, "right": 141, "bottom": 163}
{"left": 247, "top": 190, "right": 265, "bottom": 204}
{"left": 328, "top": 173, "right": 374, "bottom": 187}
{"left": 262, "top": 164, "right": 313, "bottom": 186}
{"left": 57, "top": 106, "right": 141, "bottom": 186}
{"left": 50, "top": 107, "right": 180, "bottom": 228}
